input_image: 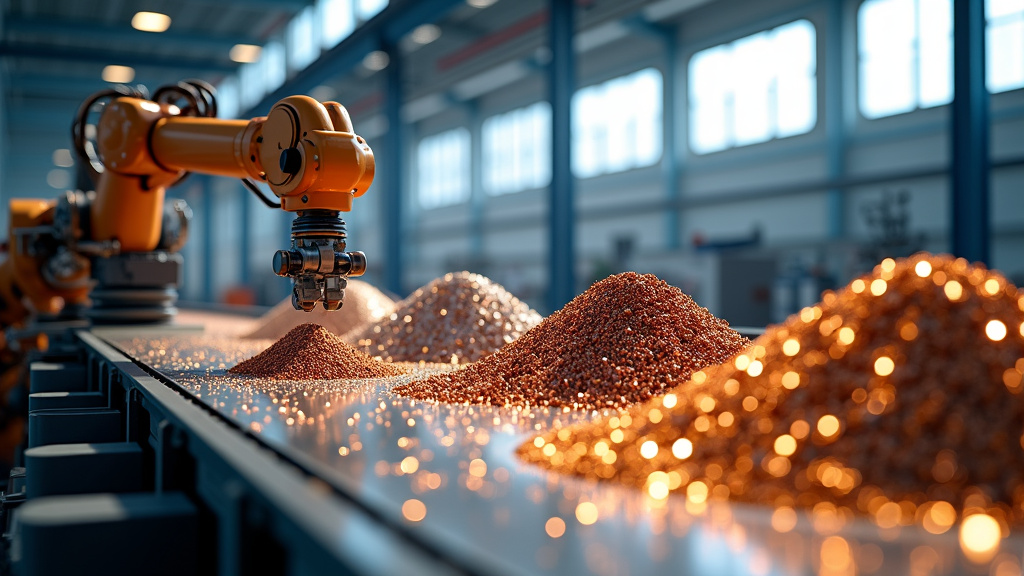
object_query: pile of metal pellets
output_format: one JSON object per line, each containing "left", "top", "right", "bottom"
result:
{"left": 395, "top": 272, "right": 750, "bottom": 410}
{"left": 348, "top": 272, "right": 542, "bottom": 365}
{"left": 230, "top": 323, "right": 405, "bottom": 380}
{"left": 520, "top": 254, "right": 1024, "bottom": 530}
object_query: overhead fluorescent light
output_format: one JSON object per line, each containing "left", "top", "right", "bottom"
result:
{"left": 401, "top": 93, "right": 448, "bottom": 123}
{"left": 230, "top": 44, "right": 262, "bottom": 63}
{"left": 52, "top": 149, "right": 74, "bottom": 168}
{"left": 643, "top": 0, "right": 715, "bottom": 21}
{"left": 410, "top": 24, "right": 442, "bottom": 46}
{"left": 131, "top": 11, "right": 171, "bottom": 33}
{"left": 102, "top": 65, "right": 135, "bottom": 83}
{"left": 451, "top": 60, "right": 531, "bottom": 101}
{"left": 47, "top": 169, "right": 70, "bottom": 190}
{"left": 574, "top": 20, "right": 629, "bottom": 53}
{"left": 362, "top": 50, "right": 390, "bottom": 71}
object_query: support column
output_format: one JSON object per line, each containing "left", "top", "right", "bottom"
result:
{"left": 384, "top": 43, "right": 406, "bottom": 295}
{"left": 825, "top": 0, "right": 846, "bottom": 239}
{"left": 951, "top": 0, "right": 989, "bottom": 263}
{"left": 468, "top": 101, "right": 485, "bottom": 259}
{"left": 547, "top": 0, "right": 576, "bottom": 312}
{"left": 663, "top": 29, "right": 681, "bottom": 250}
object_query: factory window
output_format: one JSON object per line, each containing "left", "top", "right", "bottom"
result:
{"left": 356, "top": 0, "right": 388, "bottom": 21}
{"left": 321, "top": 0, "right": 356, "bottom": 48}
{"left": 858, "top": 0, "right": 952, "bottom": 119}
{"left": 239, "top": 62, "right": 265, "bottom": 109}
{"left": 860, "top": 0, "right": 1024, "bottom": 116}
{"left": 288, "top": 6, "right": 321, "bottom": 72}
{"left": 688, "top": 19, "right": 817, "bottom": 155}
{"left": 988, "top": 0, "right": 1024, "bottom": 93}
{"left": 216, "top": 77, "right": 240, "bottom": 120}
{"left": 262, "top": 41, "right": 286, "bottom": 93}
{"left": 573, "top": 68, "right": 663, "bottom": 178}
{"left": 417, "top": 128, "right": 471, "bottom": 209}
{"left": 483, "top": 102, "right": 552, "bottom": 196}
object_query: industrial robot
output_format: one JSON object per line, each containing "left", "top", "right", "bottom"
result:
{"left": 2, "top": 80, "right": 375, "bottom": 324}
{"left": 0, "top": 80, "right": 376, "bottom": 465}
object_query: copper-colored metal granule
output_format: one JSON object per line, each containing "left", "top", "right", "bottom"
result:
{"left": 230, "top": 323, "right": 404, "bottom": 380}
{"left": 394, "top": 272, "right": 750, "bottom": 410}
{"left": 243, "top": 280, "right": 396, "bottom": 340}
{"left": 346, "top": 271, "right": 542, "bottom": 364}
{"left": 519, "top": 253, "right": 1024, "bottom": 529}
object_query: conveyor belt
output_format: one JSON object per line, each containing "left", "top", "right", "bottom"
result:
{"left": 66, "top": 326, "right": 1023, "bottom": 575}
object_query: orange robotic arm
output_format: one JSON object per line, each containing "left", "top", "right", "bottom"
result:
{"left": 0, "top": 86, "right": 368, "bottom": 452}
{"left": 86, "top": 91, "right": 375, "bottom": 311}
{"left": 91, "top": 94, "right": 374, "bottom": 252}
{"left": 1, "top": 85, "right": 377, "bottom": 335}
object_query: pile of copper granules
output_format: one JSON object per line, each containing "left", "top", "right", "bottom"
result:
{"left": 230, "top": 323, "right": 404, "bottom": 380}
{"left": 244, "top": 280, "right": 396, "bottom": 340}
{"left": 519, "top": 254, "right": 1024, "bottom": 527}
{"left": 394, "top": 272, "right": 750, "bottom": 410}
{"left": 346, "top": 272, "right": 542, "bottom": 364}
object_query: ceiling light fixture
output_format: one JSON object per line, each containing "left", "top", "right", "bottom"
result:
{"left": 102, "top": 65, "right": 135, "bottom": 83}
{"left": 362, "top": 50, "right": 390, "bottom": 71}
{"left": 46, "top": 169, "right": 70, "bottom": 190}
{"left": 230, "top": 44, "right": 262, "bottom": 63}
{"left": 409, "top": 23, "right": 441, "bottom": 45}
{"left": 466, "top": 0, "right": 498, "bottom": 8}
{"left": 131, "top": 11, "right": 171, "bottom": 32}
{"left": 52, "top": 149, "right": 74, "bottom": 168}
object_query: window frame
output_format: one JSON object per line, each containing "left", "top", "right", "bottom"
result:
{"left": 416, "top": 127, "right": 472, "bottom": 210}
{"left": 686, "top": 18, "right": 818, "bottom": 156}
{"left": 856, "top": 0, "right": 955, "bottom": 120}
{"left": 986, "top": 0, "right": 1024, "bottom": 94}
{"left": 481, "top": 102, "right": 552, "bottom": 197}
{"left": 572, "top": 67, "right": 664, "bottom": 179}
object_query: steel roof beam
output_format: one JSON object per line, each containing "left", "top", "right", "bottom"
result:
{"left": 7, "top": 74, "right": 158, "bottom": 102}
{"left": 0, "top": 42, "right": 236, "bottom": 72}
{"left": 5, "top": 16, "right": 261, "bottom": 55}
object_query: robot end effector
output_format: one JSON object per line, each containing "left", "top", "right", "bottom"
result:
{"left": 272, "top": 210, "right": 367, "bottom": 312}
